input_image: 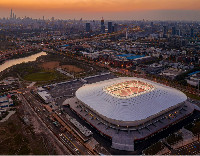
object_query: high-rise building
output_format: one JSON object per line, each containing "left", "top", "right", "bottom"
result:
{"left": 101, "top": 17, "right": 105, "bottom": 33}
{"left": 176, "top": 29, "right": 181, "bottom": 36}
{"left": 113, "top": 23, "right": 118, "bottom": 32}
{"left": 126, "top": 28, "right": 128, "bottom": 39}
{"left": 10, "top": 9, "right": 12, "bottom": 19}
{"left": 190, "top": 28, "right": 194, "bottom": 38}
{"left": 51, "top": 17, "right": 55, "bottom": 21}
{"left": 172, "top": 26, "right": 176, "bottom": 36}
{"left": 86, "top": 23, "right": 91, "bottom": 32}
{"left": 108, "top": 22, "right": 112, "bottom": 33}
{"left": 112, "top": 26, "right": 115, "bottom": 33}
{"left": 151, "top": 22, "right": 154, "bottom": 27}
{"left": 163, "top": 26, "right": 168, "bottom": 38}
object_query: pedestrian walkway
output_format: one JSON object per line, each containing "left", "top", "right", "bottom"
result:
{"left": 0, "top": 111, "right": 16, "bottom": 122}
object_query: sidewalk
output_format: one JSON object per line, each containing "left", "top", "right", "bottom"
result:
{"left": 0, "top": 111, "right": 16, "bottom": 122}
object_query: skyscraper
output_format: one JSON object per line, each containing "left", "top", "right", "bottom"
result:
{"left": 108, "top": 22, "right": 112, "bottom": 33}
{"left": 190, "top": 28, "right": 194, "bottom": 38}
{"left": 151, "top": 22, "right": 154, "bottom": 27}
{"left": 176, "top": 29, "right": 181, "bottom": 36}
{"left": 86, "top": 23, "right": 91, "bottom": 32}
{"left": 126, "top": 28, "right": 128, "bottom": 39}
{"left": 113, "top": 23, "right": 118, "bottom": 32}
{"left": 172, "top": 26, "right": 176, "bottom": 36}
{"left": 112, "top": 26, "right": 115, "bottom": 33}
{"left": 10, "top": 9, "right": 12, "bottom": 19}
{"left": 163, "top": 26, "right": 168, "bottom": 38}
{"left": 101, "top": 17, "right": 105, "bottom": 33}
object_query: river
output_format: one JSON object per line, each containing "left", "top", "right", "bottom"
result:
{"left": 0, "top": 52, "right": 47, "bottom": 72}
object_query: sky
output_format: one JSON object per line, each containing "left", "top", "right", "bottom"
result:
{"left": 0, "top": 0, "right": 200, "bottom": 20}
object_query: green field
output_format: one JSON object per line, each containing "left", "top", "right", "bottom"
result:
{"left": 24, "top": 72, "right": 57, "bottom": 82}
{"left": 184, "top": 92, "right": 200, "bottom": 100}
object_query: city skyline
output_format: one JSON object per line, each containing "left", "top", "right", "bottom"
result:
{"left": 0, "top": 0, "right": 200, "bottom": 20}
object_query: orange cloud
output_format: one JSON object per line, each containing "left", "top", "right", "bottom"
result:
{"left": 0, "top": 0, "right": 200, "bottom": 12}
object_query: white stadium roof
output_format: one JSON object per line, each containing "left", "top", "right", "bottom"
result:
{"left": 76, "top": 77, "right": 187, "bottom": 123}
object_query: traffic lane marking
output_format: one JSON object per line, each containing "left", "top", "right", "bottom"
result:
{"left": 61, "top": 133, "right": 82, "bottom": 154}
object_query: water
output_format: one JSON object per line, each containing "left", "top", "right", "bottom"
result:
{"left": 0, "top": 52, "right": 47, "bottom": 72}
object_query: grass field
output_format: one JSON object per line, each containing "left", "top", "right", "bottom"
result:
{"left": 24, "top": 72, "right": 57, "bottom": 82}
{"left": 184, "top": 92, "right": 200, "bottom": 100}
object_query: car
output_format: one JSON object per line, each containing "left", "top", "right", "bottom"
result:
{"left": 74, "top": 148, "right": 78, "bottom": 152}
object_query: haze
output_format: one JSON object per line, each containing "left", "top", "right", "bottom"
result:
{"left": 0, "top": 0, "right": 200, "bottom": 20}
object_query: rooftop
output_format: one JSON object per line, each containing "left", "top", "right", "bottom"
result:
{"left": 76, "top": 77, "right": 187, "bottom": 122}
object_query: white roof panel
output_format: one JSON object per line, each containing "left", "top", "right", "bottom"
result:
{"left": 76, "top": 77, "right": 187, "bottom": 122}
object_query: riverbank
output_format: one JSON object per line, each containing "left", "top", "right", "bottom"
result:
{"left": 0, "top": 52, "right": 47, "bottom": 73}
{"left": 0, "top": 53, "right": 72, "bottom": 85}
{"left": 0, "top": 50, "right": 43, "bottom": 65}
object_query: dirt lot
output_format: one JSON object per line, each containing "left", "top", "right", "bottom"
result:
{"left": 41, "top": 61, "right": 60, "bottom": 70}
{"left": 0, "top": 112, "right": 48, "bottom": 155}
{"left": 41, "top": 61, "right": 83, "bottom": 74}
{"left": 60, "top": 65, "right": 83, "bottom": 73}
{"left": 0, "top": 94, "right": 71, "bottom": 155}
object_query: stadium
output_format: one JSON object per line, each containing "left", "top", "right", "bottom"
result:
{"left": 63, "top": 77, "right": 195, "bottom": 151}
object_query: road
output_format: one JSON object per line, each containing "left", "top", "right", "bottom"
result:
{"left": 19, "top": 93, "right": 72, "bottom": 155}
{"left": 166, "top": 141, "right": 200, "bottom": 155}
{"left": 22, "top": 90, "right": 93, "bottom": 155}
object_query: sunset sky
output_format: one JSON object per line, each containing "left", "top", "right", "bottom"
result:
{"left": 0, "top": 0, "right": 200, "bottom": 20}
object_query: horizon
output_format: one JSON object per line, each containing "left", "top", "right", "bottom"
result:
{"left": 0, "top": 0, "right": 200, "bottom": 21}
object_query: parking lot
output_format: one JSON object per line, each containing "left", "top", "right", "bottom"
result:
{"left": 43, "top": 80, "right": 84, "bottom": 104}
{"left": 166, "top": 141, "right": 200, "bottom": 155}
{"left": 40, "top": 73, "right": 117, "bottom": 105}
{"left": 84, "top": 72, "right": 116, "bottom": 84}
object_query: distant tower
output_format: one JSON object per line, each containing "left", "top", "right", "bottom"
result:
{"left": 112, "top": 26, "right": 115, "bottom": 33}
{"left": 172, "top": 26, "right": 176, "bottom": 36}
{"left": 10, "top": 9, "right": 12, "bottom": 19}
{"left": 101, "top": 17, "right": 105, "bottom": 33}
{"left": 190, "top": 28, "right": 194, "bottom": 38}
{"left": 86, "top": 23, "right": 91, "bottom": 32}
{"left": 163, "top": 26, "right": 168, "bottom": 38}
{"left": 126, "top": 28, "right": 128, "bottom": 39}
{"left": 108, "top": 22, "right": 112, "bottom": 33}
{"left": 113, "top": 23, "right": 118, "bottom": 32}
{"left": 151, "top": 22, "right": 154, "bottom": 27}
{"left": 176, "top": 29, "right": 181, "bottom": 36}
{"left": 43, "top": 16, "right": 45, "bottom": 20}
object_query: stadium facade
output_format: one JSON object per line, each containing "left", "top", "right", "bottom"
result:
{"left": 64, "top": 77, "right": 195, "bottom": 151}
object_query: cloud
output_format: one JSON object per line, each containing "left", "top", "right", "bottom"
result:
{"left": 0, "top": 0, "right": 200, "bottom": 12}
